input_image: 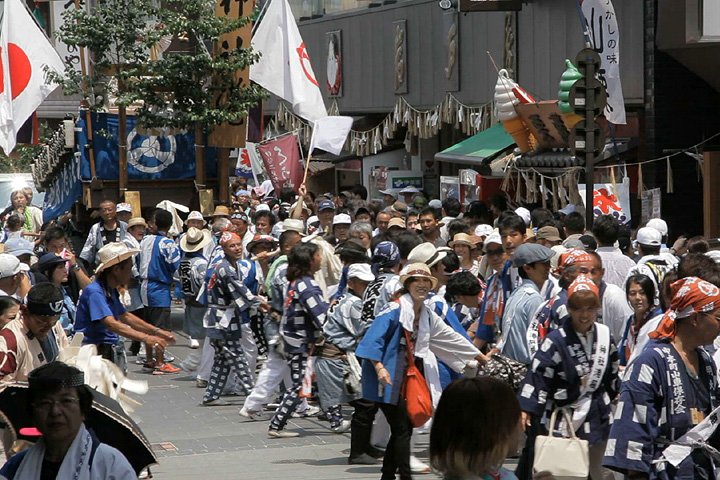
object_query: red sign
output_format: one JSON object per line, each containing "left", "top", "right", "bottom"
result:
{"left": 256, "top": 134, "right": 304, "bottom": 192}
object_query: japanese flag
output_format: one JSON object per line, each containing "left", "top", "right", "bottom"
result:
{"left": 0, "top": 0, "right": 66, "bottom": 154}
{"left": 250, "top": 0, "right": 327, "bottom": 122}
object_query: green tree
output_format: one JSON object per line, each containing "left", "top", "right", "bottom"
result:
{"left": 0, "top": 146, "right": 40, "bottom": 173}
{"left": 48, "top": 0, "right": 265, "bottom": 132}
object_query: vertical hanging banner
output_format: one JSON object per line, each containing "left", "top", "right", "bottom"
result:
{"left": 43, "top": 152, "right": 82, "bottom": 223}
{"left": 208, "top": 0, "right": 253, "bottom": 148}
{"left": 578, "top": 177, "right": 632, "bottom": 225}
{"left": 581, "top": 0, "right": 626, "bottom": 125}
{"left": 256, "top": 135, "right": 303, "bottom": 191}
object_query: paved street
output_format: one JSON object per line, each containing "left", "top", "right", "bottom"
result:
{"left": 130, "top": 308, "right": 516, "bottom": 479}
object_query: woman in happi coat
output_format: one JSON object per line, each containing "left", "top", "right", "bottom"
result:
{"left": 619, "top": 274, "right": 664, "bottom": 367}
{"left": 518, "top": 275, "right": 619, "bottom": 480}
{"left": 355, "top": 263, "right": 484, "bottom": 480}
{"left": 603, "top": 276, "right": 720, "bottom": 480}
{"left": 268, "top": 242, "right": 328, "bottom": 438}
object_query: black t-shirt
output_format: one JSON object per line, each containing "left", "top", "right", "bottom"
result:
{"left": 40, "top": 459, "right": 61, "bottom": 480}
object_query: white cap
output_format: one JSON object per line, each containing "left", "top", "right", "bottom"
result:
{"left": 379, "top": 189, "right": 397, "bottom": 198}
{"left": 185, "top": 211, "right": 206, "bottom": 225}
{"left": 348, "top": 263, "right": 375, "bottom": 282}
{"left": 307, "top": 216, "right": 319, "bottom": 225}
{"left": 646, "top": 218, "right": 668, "bottom": 236}
{"left": 636, "top": 227, "right": 662, "bottom": 246}
{"left": 399, "top": 186, "right": 420, "bottom": 194}
{"left": 255, "top": 204, "right": 270, "bottom": 212}
{"left": 116, "top": 203, "right": 132, "bottom": 213}
{"left": 428, "top": 199, "right": 442, "bottom": 209}
{"left": 483, "top": 231, "right": 502, "bottom": 251}
{"left": 333, "top": 213, "right": 352, "bottom": 225}
{"left": 0, "top": 254, "right": 29, "bottom": 278}
{"left": 281, "top": 219, "right": 306, "bottom": 236}
{"left": 515, "top": 207, "right": 531, "bottom": 226}
{"left": 474, "top": 224, "right": 494, "bottom": 238}
{"left": 559, "top": 204, "right": 576, "bottom": 215}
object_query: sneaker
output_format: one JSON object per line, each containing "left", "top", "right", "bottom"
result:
{"left": 292, "top": 405, "right": 321, "bottom": 418}
{"left": 331, "top": 419, "right": 351, "bottom": 434}
{"left": 141, "top": 362, "right": 156, "bottom": 373}
{"left": 163, "top": 351, "right": 175, "bottom": 363}
{"left": 239, "top": 407, "right": 266, "bottom": 421}
{"left": 410, "top": 456, "right": 431, "bottom": 474}
{"left": 135, "top": 356, "right": 147, "bottom": 365}
{"left": 268, "top": 429, "right": 299, "bottom": 438}
{"left": 348, "top": 453, "right": 380, "bottom": 465}
{"left": 202, "top": 398, "right": 231, "bottom": 407}
{"left": 196, "top": 379, "right": 208, "bottom": 388}
{"left": 153, "top": 363, "right": 181, "bottom": 375}
{"left": 365, "top": 446, "right": 385, "bottom": 459}
{"left": 189, "top": 339, "right": 200, "bottom": 349}
{"left": 265, "top": 402, "right": 281, "bottom": 410}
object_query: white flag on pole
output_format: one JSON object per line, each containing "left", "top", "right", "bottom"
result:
{"left": 250, "top": 0, "right": 327, "bottom": 123}
{"left": 309, "top": 116, "right": 354, "bottom": 156}
{"left": 0, "top": 0, "right": 66, "bottom": 153}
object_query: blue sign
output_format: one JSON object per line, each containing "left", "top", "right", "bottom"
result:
{"left": 43, "top": 152, "right": 82, "bottom": 223}
{"left": 78, "top": 113, "right": 217, "bottom": 181}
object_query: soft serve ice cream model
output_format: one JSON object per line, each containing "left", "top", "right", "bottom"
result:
{"left": 558, "top": 59, "right": 584, "bottom": 130}
{"left": 495, "top": 69, "right": 534, "bottom": 153}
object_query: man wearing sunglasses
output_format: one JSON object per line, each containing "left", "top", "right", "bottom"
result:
{"left": 0, "top": 283, "right": 68, "bottom": 381}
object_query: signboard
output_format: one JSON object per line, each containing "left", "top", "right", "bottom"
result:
{"left": 515, "top": 101, "right": 570, "bottom": 149}
{"left": 459, "top": 0, "right": 521, "bottom": 12}
{"left": 390, "top": 176, "right": 423, "bottom": 189}
{"left": 208, "top": 0, "right": 253, "bottom": 148}
{"left": 641, "top": 188, "right": 662, "bottom": 225}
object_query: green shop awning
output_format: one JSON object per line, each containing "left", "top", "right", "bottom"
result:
{"left": 435, "top": 123, "right": 515, "bottom": 165}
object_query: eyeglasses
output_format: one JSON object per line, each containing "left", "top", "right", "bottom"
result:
{"left": 32, "top": 396, "right": 79, "bottom": 412}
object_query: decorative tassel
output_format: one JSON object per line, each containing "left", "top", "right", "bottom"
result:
{"left": 551, "top": 178, "right": 559, "bottom": 212}
{"left": 637, "top": 163, "right": 644, "bottom": 199}
{"left": 666, "top": 157, "right": 674, "bottom": 193}
{"left": 540, "top": 176, "right": 547, "bottom": 209}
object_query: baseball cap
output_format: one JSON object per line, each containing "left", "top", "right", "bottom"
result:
{"left": 355, "top": 206, "right": 371, "bottom": 218}
{"left": 388, "top": 218, "right": 406, "bottom": 229}
{"left": 515, "top": 207, "right": 531, "bottom": 226}
{"left": 559, "top": 204, "right": 576, "bottom": 215}
{"left": 255, "top": 203, "right": 270, "bottom": 212}
{"left": 646, "top": 218, "right": 668, "bottom": 237}
{"left": 428, "top": 199, "right": 442, "bottom": 209}
{"left": 116, "top": 203, "right": 132, "bottom": 213}
{"left": 5, "top": 237, "right": 34, "bottom": 257}
{"left": 379, "top": 189, "right": 397, "bottom": 199}
{"left": 474, "top": 224, "right": 494, "bottom": 238}
{"left": 636, "top": 227, "right": 662, "bottom": 247}
{"left": 318, "top": 200, "right": 336, "bottom": 212}
{"left": 483, "top": 231, "right": 502, "bottom": 252}
{"left": 333, "top": 213, "right": 352, "bottom": 225}
{"left": 185, "top": 211, "right": 206, "bottom": 225}
{"left": 512, "top": 243, "right": 555, "bottom": 267}
{"left": 0, "top": 254, "right": 29, "bottom": 278}
{"left": 348, "top": 263, "right": 375, "bottom": 282}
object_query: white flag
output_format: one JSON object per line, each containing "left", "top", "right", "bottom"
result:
{"left": 250, "top": 0, "right": 327, "bottom": 123}
{"left": 582, "top": 0, "right": 626, "bottom": 125}
{"left": 0, "top": 0, "right": 66, "bottom": 153}
{"left": 309, "top": 116, "right": 353, "bottom": 156}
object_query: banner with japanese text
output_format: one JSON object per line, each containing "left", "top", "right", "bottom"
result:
{"left": 582, "top": 0, "right": 626, "bottom": 124}
{"left": 256, "top": 134, "right": 303, "bottom": 191}
{"left": 42, "top": 151, "right": 82, "bottom": 223}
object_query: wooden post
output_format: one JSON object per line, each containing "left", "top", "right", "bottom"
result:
{"left": 195, "top": 127, "right": 206, "bottom": 187}
{"left": 703, "top": 148, "right": 720, "bottom": 238}
{"left": 117, "top": 105, "right": 127, "bottom": 201}
{"left": 218, "top": 147, "right": 230, "bottom": 203}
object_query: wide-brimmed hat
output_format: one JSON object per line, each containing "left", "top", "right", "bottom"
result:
{"left": 95, "top": 242, "right": 140, "bottom": 275}
{"left": 379, "top": 189, "right": 397, "bottom": 199}
{"left": 399, "top": 186, "right": 420, "bottom": 195}
{"left": 399, "top": 263, "right": 437, "bottom": 290}
{"left": 408, "top": 242, "right": 447, "bottom": 267}
{"left": 185, "top": 211, "right": 207, "bottom": 226}
{"left": 127, "top": 217, "right": 148, "bottom": 230}
{"left": 247, "top": 234, "right": 277, "bottom": 253}
{"left": 180, "top": 227, "right": 212, "bottom": 253}
{"left": 449, "top": 233, "right": 475, "bottom": 248}
{"left": 211, "top": 206, "right": 231, "bottom": 218}
{"left": 282, "top": 219, "right": 306, "bottom": 236}
{"left": 34, "top": 253, "right": 68, "bottom": 275}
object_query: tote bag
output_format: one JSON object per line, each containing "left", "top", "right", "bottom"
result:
{"left": 533, "top": 407, "right": 590, "bottom": 480}
{"left": 401, "top": 329, "right": 433, "bottom": 427}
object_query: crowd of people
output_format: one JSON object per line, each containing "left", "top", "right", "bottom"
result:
{"left": 0, "top": 178, "right": 718, "bottom": 480}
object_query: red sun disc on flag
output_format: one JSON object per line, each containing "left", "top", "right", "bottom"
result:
{"left": 0, "top": 43, "right": 33, "bottom": 99}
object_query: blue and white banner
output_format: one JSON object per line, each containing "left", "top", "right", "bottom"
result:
{"left": 78, "top": 113, "right": 217, "bottom": 181}
{"left": 42, "top": 151, "right": 82, "bottom": 223}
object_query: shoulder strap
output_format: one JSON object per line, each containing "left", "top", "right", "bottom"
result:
{"left": 403, "top": 328, "right": 414, "bottom": 364}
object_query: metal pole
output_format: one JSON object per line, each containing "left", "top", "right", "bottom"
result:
{"left": 584, "top": 58, "right": 595, "bottom": 230}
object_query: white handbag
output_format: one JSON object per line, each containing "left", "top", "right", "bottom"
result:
{"left": 533, "top": 407, "right": 590, "bottom": 480}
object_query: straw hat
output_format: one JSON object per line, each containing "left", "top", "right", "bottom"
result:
{"left": 282, "top": 219, "right": 306, "bottom": 236}
{"left": 399, "top": 263, "right": 437, "bottom": 290}
{"left": 95, "top": 243, "right": 140, "bottom": 275}
{"left": 211, "top": 205, "right": 231, "bottom": 218}
{"left": 448, "top": 233, "right": 475, "bottom": 248}
{"left": 127, "top": 217, "right": 147, "bottom": 230}
{"left": 180, "top": 227, "right": 212, "bottom": 253}
{"left": 407, "top": 243, "right": 446, "bottom": 267}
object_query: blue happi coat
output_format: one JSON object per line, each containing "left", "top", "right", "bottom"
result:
{"left": 427, "top": 293, "right": 471, "bottom": 388}
{"left": 280, "top": 276, "right": 328, "bottom": 354}
{"left": 203, "top": 257, "right": 257, "bottom": 340}
{"left": 518, "top": 317, "right": 619, "bottom": 445}
{"left": 603, "top": 339, "right": 720, "bottom": 480}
